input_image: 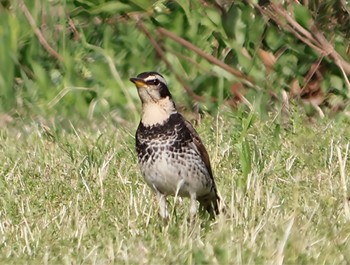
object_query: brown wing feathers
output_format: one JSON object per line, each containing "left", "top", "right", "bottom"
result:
{"left": 183, "top": 119, "right": 221, "bottom": 216}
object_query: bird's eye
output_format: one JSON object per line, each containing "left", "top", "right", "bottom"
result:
{"left": 150, "top": 79, "right": 160, "bottom": 85}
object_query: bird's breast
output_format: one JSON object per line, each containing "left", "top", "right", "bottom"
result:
{"left": 135, "top": 119, "right": 211, "bottom": 197}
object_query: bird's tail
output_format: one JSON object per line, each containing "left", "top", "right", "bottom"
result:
{"left": 198, "top": 191, "right": 225, "bottom": 218}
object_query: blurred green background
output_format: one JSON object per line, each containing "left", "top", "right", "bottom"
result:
{"left": 0, "top": 0, "right": 349, "bottom": 124}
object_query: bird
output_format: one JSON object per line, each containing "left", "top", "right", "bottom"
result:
{"left": 130, "top": 71, "right": 222, "bottom": 220}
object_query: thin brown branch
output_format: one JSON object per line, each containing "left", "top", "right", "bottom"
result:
{"left": 68, "top": 17, "right": 80, "bottom": 41}
{"left": 271, "top": 3, "right": 350, "bottom": 77}
{"left": 270, "top": 4, "right": 315, "bottom": 42}
{"left": 300, "top": 56, "right": 324, "bottom": 94}
{"left": 311, "top": 26, "right": 350, "bottom": 92}
{"left": 255, "top": 4, "right": 324, "bottom": 54}
{"left": 19, "top": 0, "right": 63, "bottom": 62}
{"left": 133, "top": 15, "right": 208, "bottom": 102}
{"left": 157, "top": 27, "right": 254, "bottom": 84}
{"left": 255, "top": 2, "right": 350, "bottom": 94}
{"left": 271, "top": 4, "right": 350, "bottom": 76}
{"left": 166, "top": 48, "right": 210, "bottom": 74}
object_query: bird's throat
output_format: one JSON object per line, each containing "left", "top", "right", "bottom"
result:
{"left": 141, "top": 101, "right": 175, "bottom": 126}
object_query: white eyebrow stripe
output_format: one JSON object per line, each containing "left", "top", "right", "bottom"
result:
{"left": 144, "top": 75, "right": 167, "bottom": 85}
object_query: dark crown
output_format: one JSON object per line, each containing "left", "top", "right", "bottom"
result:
{"left": 136, "top": 71, "right": 164, "bottom": 80}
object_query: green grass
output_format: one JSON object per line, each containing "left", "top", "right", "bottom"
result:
{"left": 1, "top": 108, "right": 350, "bottom": 264}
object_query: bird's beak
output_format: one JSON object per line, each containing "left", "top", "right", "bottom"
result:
{"left": 130, "top": 77, "right": 146, "bottom": 88}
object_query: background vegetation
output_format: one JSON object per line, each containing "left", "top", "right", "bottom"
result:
{"left": 1, "top": 0, "right": 349, "bottom": 122}
{"left": 0, "top": 0, "right": 350, "bottom": 264}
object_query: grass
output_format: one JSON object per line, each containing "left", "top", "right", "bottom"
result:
{"left": 1, "top": 108, "right": 350, "bottom": 264}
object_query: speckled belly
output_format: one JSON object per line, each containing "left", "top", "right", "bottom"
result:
{"left": 138, "top": 143, "right": 212, "bottom": 197}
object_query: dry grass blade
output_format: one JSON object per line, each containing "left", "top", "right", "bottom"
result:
{"left": 336, "top": 145, "right": 350, "bottom": 220}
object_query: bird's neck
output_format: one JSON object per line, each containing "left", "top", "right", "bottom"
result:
{"left": 141, "top": 99, "right": 176, "bottom": 126}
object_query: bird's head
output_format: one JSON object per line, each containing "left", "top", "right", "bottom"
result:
{"left": 130, "top": 72, "right": 173, "bottom": 103}
{"left": 130, "top": 72, "right": 177, "bottom": 126}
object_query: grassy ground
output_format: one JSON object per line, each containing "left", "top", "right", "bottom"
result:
{"left": 1, "top": 108, "right": 350, "bottom": 264}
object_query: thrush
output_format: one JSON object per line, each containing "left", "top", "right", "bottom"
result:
{"left": 130, "top": 72, "right": 222, "bottom": 220}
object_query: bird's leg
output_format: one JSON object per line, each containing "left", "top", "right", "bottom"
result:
{"left": 156, "top": 192, "right": 169, "bottom": 221}
{"left": 152, "top": 184, "right": 169, "bottom": 220}
{"left": 175, "top": 179, "right": 185, "bottom": 198}
{"left": 189, "top": 193, "right": 198, "bottom": 222}
{"left": 165, "top": 179, "right": 185, "bottom": 218}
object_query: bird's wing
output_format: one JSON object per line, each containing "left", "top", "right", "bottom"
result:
{"left": 183, "top": 119, "right": 214, "bottom": 179}
{"left": 183, "top": 118, "right": 222, "bottom": 216}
